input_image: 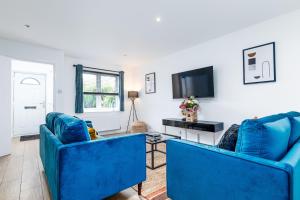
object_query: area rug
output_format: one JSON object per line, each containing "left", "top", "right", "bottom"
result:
{"left": 133, "top": 143, "right": 168, "bottom": 200}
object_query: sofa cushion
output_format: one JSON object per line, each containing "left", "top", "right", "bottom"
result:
{"left": 284, "top": 112, "right": 300, "bottom": 147}
{"left": 217, "top": 124, "right": 240, "bottom": 151}
{"left": 236, "top": 117, "right": 291, "bottom": 161}
{"left": 54, "top": 114, "right": 91, "bottom": 144}
{"left": 235, "top": 113, "right": 286, "bottom": 151}
{"left": 289, "top": 116, "right": 300, "bottom": 147}
{"left": 46, "top": 112, "right": 63, "bottom": 133}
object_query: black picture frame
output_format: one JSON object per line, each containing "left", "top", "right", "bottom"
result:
{"left": 145, "top": 72, "right": 156, "bottom": 94}
{"left": 243, "top": 42, "right": 276, "bottom": 85}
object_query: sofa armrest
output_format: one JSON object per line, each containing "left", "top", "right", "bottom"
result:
{"left": 167, "top": 139, "right": 291, "bottom": 200}
{"left": 39, "top": 125, "right": 64, "bottom": 200}
{"left": 281, "top": 141, "right": 300, "bottom": 200}
{"left": 58, "top": 133, "right": 146, "bottom": 200}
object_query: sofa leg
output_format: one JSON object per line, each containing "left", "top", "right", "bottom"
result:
{"left": 138, "top": 183, "right": 142, "bottom": 195}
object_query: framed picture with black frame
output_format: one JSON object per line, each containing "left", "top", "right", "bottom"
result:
{"left": 243, "top": 42, "right": 276, "bottom": 84}
{"left": 145, "top": 72, "right": 156, "bottom": 94}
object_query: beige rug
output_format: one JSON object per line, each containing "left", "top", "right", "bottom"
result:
{"left": 133, "top": 143, "right": 168, "bottom": 200}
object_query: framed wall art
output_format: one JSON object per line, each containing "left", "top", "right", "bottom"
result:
{"left": 145, "top": 72, "right": 156, "bottom": 94}
{"left": 243, "top": 42, "right": 276, "bottom": 84}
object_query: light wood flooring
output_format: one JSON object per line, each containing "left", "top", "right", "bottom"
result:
{"left": 0, "top": 138, "right": 143, "bottom": 200}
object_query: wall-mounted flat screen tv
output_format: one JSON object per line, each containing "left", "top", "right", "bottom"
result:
{"left": 172, "top": 66, "right": 214, "bottom": 99}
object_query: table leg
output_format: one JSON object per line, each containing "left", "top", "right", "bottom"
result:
{"left": 151, "top": 144, "right": 154, "bottom": 169}
{"left": 197, "top": 133, "right": 200, "bottom": 143}
{"left": 213, "top": 132, "right": 216, "bottom": 146}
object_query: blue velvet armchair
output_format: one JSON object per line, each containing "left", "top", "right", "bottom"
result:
{"left": 40, "top": 123, "right": 146, "bottom": 200}
{"left": 167, "top": 139, "right": 300, "bottom": 200}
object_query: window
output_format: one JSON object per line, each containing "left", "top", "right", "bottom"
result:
{"left": 83, "top": 71, "right": 120, "bottom": 112}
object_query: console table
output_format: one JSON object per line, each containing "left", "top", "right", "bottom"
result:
{"left": 162, "top": 118, "right": 224, "bottom": 145}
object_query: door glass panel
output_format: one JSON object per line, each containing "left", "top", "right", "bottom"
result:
{"left": 20, "top": 77, "right": 40, "bottom": 85}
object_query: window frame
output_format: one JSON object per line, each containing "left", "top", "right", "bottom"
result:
{"left": 82, "top": 70, "right": 120, "bottom": 112}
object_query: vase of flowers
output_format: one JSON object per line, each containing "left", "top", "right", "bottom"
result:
{"left": 179, "top": 96, "right": 199, "bottom": 122}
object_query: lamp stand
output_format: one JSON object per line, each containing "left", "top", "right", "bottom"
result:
{"left": 126, "top": 98, "right": 139, "bottom": 133}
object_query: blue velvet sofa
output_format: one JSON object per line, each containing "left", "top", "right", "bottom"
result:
{"left": 167, "top": 113, "right": 300, "bottom": 200}
{"left": 40, "top": 113, "right": 146, "bottom": 200}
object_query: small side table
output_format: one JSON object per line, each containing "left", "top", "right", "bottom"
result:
{"left": 146, "top": 133, "right": 180, "bottom": 170}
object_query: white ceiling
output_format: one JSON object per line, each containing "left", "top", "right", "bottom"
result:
{"left": 0, "top": 0, "right": 300, "bottom": 66}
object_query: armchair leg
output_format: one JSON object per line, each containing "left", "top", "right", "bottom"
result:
{"left": 138, "top": 183, "right": 142, "bottom": 195}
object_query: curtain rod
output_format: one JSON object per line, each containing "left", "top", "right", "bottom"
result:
{"left": 73, "top": 65, "right": 121, "bottom": 73}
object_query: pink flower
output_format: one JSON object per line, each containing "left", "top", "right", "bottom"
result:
{"left": 179, "top": 104, "right": 186, "bottom": 109}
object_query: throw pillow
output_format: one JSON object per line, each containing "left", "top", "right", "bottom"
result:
{"left": 88, "top": 127, "right": 98, "bottom": 140}
{"left": 288, "top": 116, "right": 300, "bottom": 147}
{"left": 217, "top": 124, "right": 240, "bottom": 151}
{"left": 236, "top": 117, "right": 291, "bottom": 161}
{"left": 54, "top": 114, "right": 91, "bottom": 144}
{"left": 284, "top": 112, "right": 300, "bottom": 148}
{"left": 45, "top": 112, "right": 63, "bottom": 133}
{"left": 235, "top": 113, "right": 286, "bottom": 150}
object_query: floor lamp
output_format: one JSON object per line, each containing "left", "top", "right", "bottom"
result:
{"left": 126, "top": 91, "right": 139, "bottom": 133}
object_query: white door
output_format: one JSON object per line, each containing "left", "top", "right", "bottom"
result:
{"left": 13, "top": 72, "right": 46, "bottom": 136}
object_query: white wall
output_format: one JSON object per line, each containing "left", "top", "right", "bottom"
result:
{"left": 0, "top": 56, "right": 12, "bottom": 156}
{"left": 132, "top": 10, "right": 300, "bottom": 144}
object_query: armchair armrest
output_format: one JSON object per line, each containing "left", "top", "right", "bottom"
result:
{"left": 58, "top": 133, "right": 146, "bottom": 200}
{"left": 167, "top": 139, "right": 291, "bottom": 200}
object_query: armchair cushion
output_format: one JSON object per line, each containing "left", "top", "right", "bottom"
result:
{"left": 54, "top": 114, "right": 91, "bottom": 144}
{"left": 236, "top": 117, "right": 291, "bottom": 161}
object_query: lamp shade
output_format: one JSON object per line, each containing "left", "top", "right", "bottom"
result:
{"left": 128, "top": 91, "right": 139, "bottom": 98}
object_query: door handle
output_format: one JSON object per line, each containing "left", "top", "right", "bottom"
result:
{"left": 24, "top": 106, "right": 37, "bottom": 109}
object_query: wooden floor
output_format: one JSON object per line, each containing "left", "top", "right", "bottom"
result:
{"left": 0, "top": 138, "right": 143, "bottom": 200}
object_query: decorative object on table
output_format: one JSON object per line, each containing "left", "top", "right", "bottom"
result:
{"left": 179, "top": 96, "right": 199, "bottom": 122}
{"left": 131, "top": 121, "right": 148, "bottom": 133}
{"left": 126, "top": 91, "right": 139, "bottom": 133}
{"left": 243, "top": 42, "right": 276, "bottom": 84}
{"left": 145, "top": 72, "right": 156, "bottom": 94}
{"left": 146, "top": 132, "right": 162, "bottom": 142}
{"left": 217, "top": 124, "right": 240, "bottom": 151}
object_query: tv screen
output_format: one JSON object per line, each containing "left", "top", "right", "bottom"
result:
{"left": 172, "top": 66, "right": 214, "bottom": 99}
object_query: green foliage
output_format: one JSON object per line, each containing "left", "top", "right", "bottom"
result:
{"left": 84, "top": 95, "right": 96, "bottom": 108}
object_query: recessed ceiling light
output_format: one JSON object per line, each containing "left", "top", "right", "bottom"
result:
{"left": 156, "top": 17, "right": 161, "bottom": 22}
{"left": 24, "top": 24, "right": 30, "bottom": 28}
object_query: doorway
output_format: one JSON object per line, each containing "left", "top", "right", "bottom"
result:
{"left": 12, "top": 59, "right": 54, "bottom": 136}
